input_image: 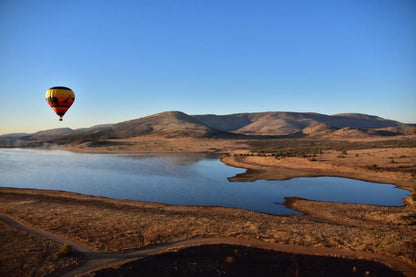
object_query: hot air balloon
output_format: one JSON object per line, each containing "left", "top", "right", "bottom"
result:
{"left": 45, "top": 86, "right": 75, "bottom": 121}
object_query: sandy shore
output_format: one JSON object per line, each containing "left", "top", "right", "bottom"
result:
{"left": 1, "top": 144, "right": 415, "bottom": 276}
{"left": 222, "top": 147, "right": 416, "bottom": 190}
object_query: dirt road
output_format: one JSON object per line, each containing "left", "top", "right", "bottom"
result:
{"left": 1, "top": 214, "right": 415, "bottom": 276}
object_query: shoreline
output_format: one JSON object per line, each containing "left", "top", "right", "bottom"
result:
{"left": 1, "top": 145, "right": 415, "bottom": 276}
{"left": 4, "top": 144, "right": 414, "bottom": 191}
{"left": 1, "top": 185, "right": 415, "bottom": 275}
{"left": 221, "top": 148, "right": 416, "bottom": 191}
{"left": 53, "top": 139, "right": 416, "bottom": 192}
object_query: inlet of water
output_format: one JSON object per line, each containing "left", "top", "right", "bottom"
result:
{"left": 0, "top": 149, "right": 409, "bottom": 215}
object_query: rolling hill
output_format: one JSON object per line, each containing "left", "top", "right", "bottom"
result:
{"left": 0, "top": 111, "right": 414, "bottom": 146}
{"left": 193, "top": 112, "right": 405, "bottom": 135}
{"left": 32, "top": 111, "right": 230, "bottom": 144}
{"left": 104, "top": 111, "right": 228, "bottom": 138}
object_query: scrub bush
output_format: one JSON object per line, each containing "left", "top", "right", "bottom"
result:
{"left": 411, "top": 188, "right": 416, "bottom": 202}
{"left": 57, "top": 243, "right": 71, "bottom": 258}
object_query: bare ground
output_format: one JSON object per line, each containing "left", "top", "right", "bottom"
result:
{"left": 59, "top": 136, "right": 250, "bottom": 153}
{"left": 1, "top": 138, "right": 415, "bottom": 276}
{"left": 222, "top": 147, "right": 416, "bottom": 189}
{"left": 0, "top": 185, "right": 415, "bottom": 276}
{"left": 0, "top": 219, "right": 79, "bottom": 276}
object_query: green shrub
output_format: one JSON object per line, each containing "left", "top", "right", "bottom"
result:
{"left": 57, "top": 243, "right": 71, "bottom": 258}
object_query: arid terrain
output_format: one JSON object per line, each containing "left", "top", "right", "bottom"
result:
{"left": 2, "top": 111, "right": 416, "bottom": 148}
{"left": 1, "top": 111, "right": 416, "bottom": 276}
{"left": 0, "top": 135, "right": 415, "bottom": 276}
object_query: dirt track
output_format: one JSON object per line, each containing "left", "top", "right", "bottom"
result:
{"left": 1, "top": 145, "right": 415, "bottom": 276}
{"left": 1, "top": 214, "right": 414, "bottom": 276}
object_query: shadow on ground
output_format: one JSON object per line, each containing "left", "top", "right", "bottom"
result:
{"left": 86, "top": 244, "right": 402, "bottom": 277}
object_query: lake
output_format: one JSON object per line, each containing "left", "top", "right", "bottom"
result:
{"left": 0, "top": 149, "right": 409, "bottom": 215}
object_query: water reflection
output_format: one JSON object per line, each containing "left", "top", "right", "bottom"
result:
{"left": 116, "top": 153, "right": 219, "bottom": 166}
{"left": 0, "top": 149, "right": 409, "bottom": 215}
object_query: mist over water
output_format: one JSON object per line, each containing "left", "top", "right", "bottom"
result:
{"left": 0, "top": 149, "right": 409, "bottom": 215}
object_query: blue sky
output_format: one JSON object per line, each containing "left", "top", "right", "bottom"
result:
{"left": 1, "top": 0, "right": 415, "bottom": 134}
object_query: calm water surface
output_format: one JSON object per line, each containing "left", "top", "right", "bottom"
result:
{"left": 0, "top": 149, "right": 409, "bottom": 215}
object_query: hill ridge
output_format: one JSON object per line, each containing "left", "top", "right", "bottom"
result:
{"left": 1, "top": 111, "right": 414, "bottom": 145}
{"left": 192, "top": 111, "right": 406, "bottom": 135}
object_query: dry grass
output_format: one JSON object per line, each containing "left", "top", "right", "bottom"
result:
{"left": 60, "top": 136, "right": 250, "bottom": 153}
{"left": 223, "top": 147, "right": 416, "bottom": 189}
{"left": 0, "top": 220, "right": 79, "bottom": 277}
{"left": 1, "top": 137, "right": 415, "bottom": 275}
{"left": 0, "top": 188, "right": 415, "bottom": 271}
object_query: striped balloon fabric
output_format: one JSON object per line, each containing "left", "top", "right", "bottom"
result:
{"left": 45, "top": 86, "right": 75, "bottom": 121}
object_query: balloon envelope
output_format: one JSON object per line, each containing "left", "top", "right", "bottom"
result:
{"left": 45, "top": 86, "right": 75, "bottom": 121}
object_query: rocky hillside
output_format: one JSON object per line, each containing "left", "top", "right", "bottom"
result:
{"left": 193, "top": 112, "right": 405, "bottom": 136}
{"left": 105, "top": 111, "right": 227, "bottom": 138}
{"left": 0, "top": 111, "right": 414, "bottom": 146}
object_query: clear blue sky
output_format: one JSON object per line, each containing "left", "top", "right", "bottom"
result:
{"left": 1, "top": 0, "right": 415, "bottom": 134}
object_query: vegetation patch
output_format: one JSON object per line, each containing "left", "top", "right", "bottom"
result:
{"left": 57, "top": 243, "right": 71, "bottom": 258}
{"left": 246, "top": 139, "right": 416, "bottom": 158}
{"left": 411, "top": 188, "right": 416, "bottom": 202}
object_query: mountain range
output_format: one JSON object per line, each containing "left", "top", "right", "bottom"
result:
{"left": 1, "top": 111, "right": 415, "bottom": 146}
